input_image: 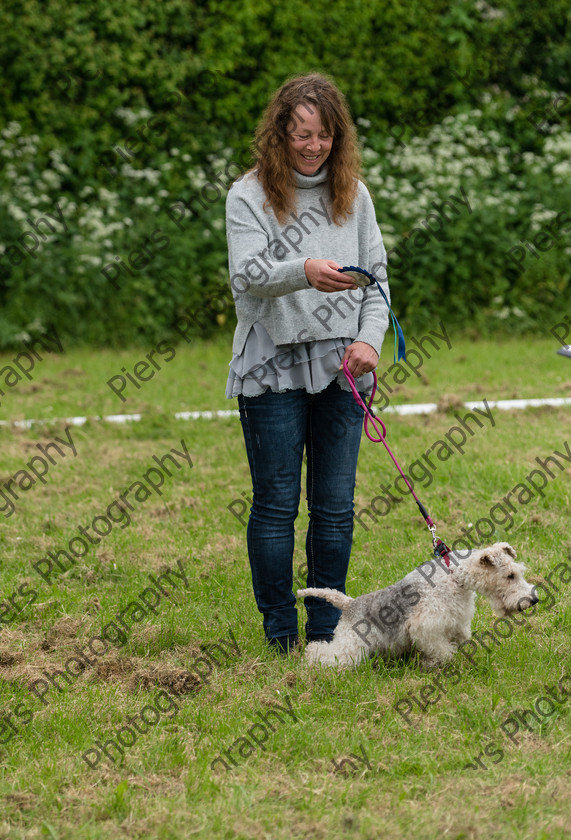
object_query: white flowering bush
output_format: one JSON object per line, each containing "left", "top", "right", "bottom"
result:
{"left": 0, "top": 119, "right": 229, "bottom": 347}
{"left": 358, "top": 99, "right": 570, "bottom": 333}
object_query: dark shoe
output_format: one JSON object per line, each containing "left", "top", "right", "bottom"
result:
{"left": 267, "top": 635, "right": 299, "bottom": 654}
{"left": 307, "top": 633, "right": 334, "bottom": 643}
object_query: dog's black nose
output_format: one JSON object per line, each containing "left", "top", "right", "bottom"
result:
{"left": 518, "top": 590, "right": 540, "bottom": 610}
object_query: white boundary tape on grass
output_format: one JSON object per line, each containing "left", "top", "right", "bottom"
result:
{"left": 1, "top": 398, "right": 571, "bottom": 429}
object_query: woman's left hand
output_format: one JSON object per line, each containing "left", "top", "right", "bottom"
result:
{"left": 340, "top": 342, "right": 379, "bottom": 378}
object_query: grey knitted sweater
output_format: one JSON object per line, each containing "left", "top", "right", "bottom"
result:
{"left": 225, "top": 165, "right": 390, "bottom": 356}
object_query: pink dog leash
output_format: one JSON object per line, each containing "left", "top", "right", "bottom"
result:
{"left": 343, "top": 359, "right": 452, "bottom": 568}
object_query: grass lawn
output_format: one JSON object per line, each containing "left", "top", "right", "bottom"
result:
{"left": 0, "top": 330, "right": 569, "bottom": 839}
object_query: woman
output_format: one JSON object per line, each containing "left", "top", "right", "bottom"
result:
{"left": 225, "top": 72, "right": 391, "bottom": 653}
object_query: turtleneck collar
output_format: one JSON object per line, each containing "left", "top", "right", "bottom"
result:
{"left": 293, "top": 165, "right": 328, "bottom": 189}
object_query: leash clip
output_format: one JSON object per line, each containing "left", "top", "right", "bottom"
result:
{"left": 429, "top": 524, "right": 438, "bottom": 549}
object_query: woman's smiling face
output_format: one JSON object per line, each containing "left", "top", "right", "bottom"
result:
{"left": 287, "top": 103, "right": 333, "bottom": 175}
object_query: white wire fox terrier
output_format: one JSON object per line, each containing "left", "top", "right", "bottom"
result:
{"left": 297, "top": 543, "right": 538, "bottom": 669}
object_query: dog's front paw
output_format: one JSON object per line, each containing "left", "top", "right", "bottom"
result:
{"left": 420, "top": 651, "right": 456, "bottom": 669}
{"left": 420, "top": 659, "right": 443, "bottom": 670}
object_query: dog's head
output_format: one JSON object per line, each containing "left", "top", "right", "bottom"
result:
{"left": 457, "top": 542, "right": 538, "bottom": 617}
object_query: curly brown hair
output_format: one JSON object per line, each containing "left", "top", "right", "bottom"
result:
{"left": 250, "top": 72, "right": 363, "bottom": 226}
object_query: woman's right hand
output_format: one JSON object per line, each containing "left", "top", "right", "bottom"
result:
{"left": 304, "top": 259, "right": 359, "bottom": 292}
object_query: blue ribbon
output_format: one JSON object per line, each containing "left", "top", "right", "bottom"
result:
{"left": 339, "top": 266, "right": 406, "bottom": 363}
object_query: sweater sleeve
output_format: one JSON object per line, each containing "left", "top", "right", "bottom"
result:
{"left": 354, "top": 190, "right": 391, "bottom": 356}
{"left": 226, "top": 187, "right": 310, "bottom": 299}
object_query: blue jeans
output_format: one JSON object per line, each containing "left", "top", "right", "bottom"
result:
{"left": 238, "top": 380, "right": 365, "bottom": 641}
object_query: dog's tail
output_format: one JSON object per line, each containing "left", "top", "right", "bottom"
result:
{"left": 297, "top": 588, "right": 353, "bottom": 610}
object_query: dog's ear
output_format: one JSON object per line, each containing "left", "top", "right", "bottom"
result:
{"left": 480, "top": 553, "right": 494, "bottom": 567}
{"left": 503, "top": 544, "right": 517, "bottom": 559}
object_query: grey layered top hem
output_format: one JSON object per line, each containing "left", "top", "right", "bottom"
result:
{"left": 225, "top": 322, "right": 374, "bottom": 398}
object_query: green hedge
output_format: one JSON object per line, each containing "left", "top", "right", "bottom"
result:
{"left": 0, "top": 0, "right": 569, "bottom": 346}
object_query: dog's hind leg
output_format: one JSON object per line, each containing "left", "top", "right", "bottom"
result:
{"left": 305, "top": 632, "right": 369, "bottom": 668}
